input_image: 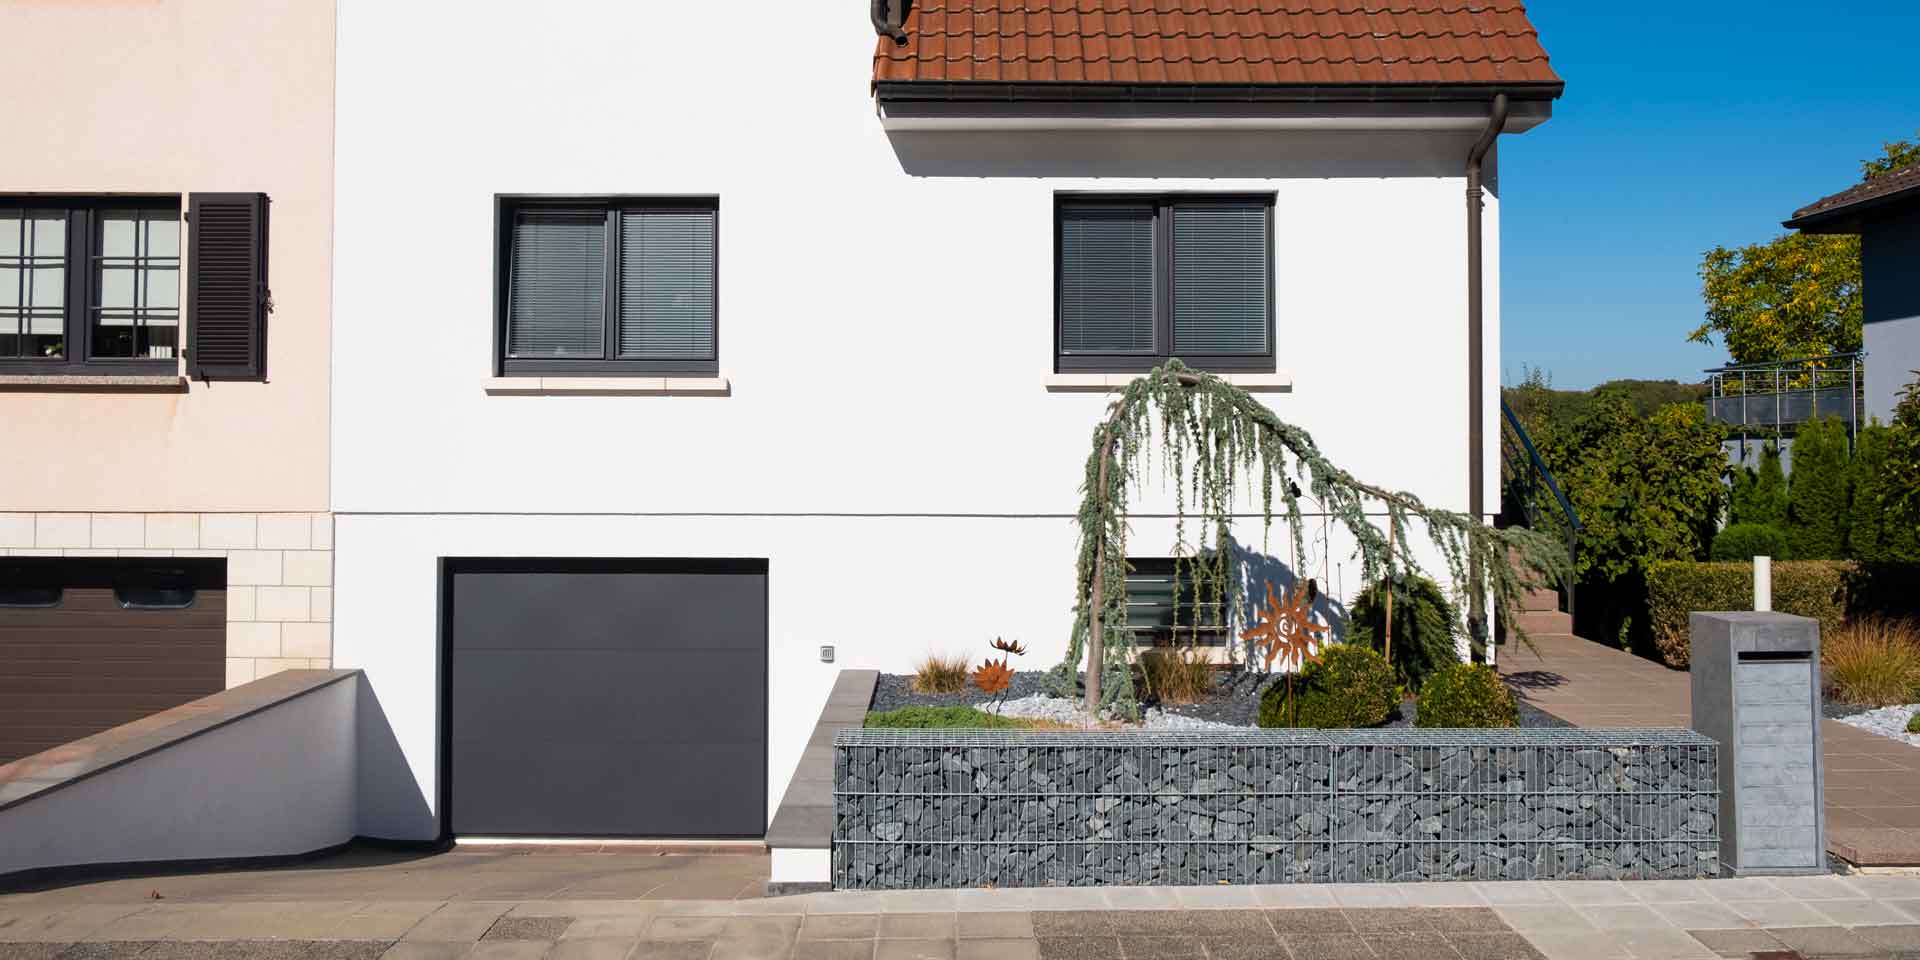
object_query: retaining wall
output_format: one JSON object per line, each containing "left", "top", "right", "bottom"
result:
{"left": 834, "top": 728, "right": 1719, "bottom": 889}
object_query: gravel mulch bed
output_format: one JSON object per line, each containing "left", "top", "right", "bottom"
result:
{"left": 1833, "top": 703, "right": 1920, "bottom": 748}
{"left": 874, "top": 669, "right": 1572, "bottom": 730}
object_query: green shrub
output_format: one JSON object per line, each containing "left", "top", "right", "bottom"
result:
{"left": 1645, "top": 560, "right": 1850, "bottom": 668}
{"left": 1347, "top": 574, "right": 1460, "bottom": 692}
{"left": 1848, "top": 423, "right": 1920, "bottom": 563}
{"left": 1415, "top": 663, "right": 1519, "bottom": 728}
{"left": 864, "top": 706, "right": 1026, "bottom": 729}
{"left": 1730, "top": 443, "right": 1788, "bottom": 528}
{"left": 1710, "top": 523, "right": 1791, "bottom": 561}
{"left": 1908, "top": 712, "right": 1920, "bottom": 735}
{"left": 1258, "top": 643, "right": 1398, "bottom": 729}
{"left": 1787, "top": 416, "right": 1852, "bottom": 560}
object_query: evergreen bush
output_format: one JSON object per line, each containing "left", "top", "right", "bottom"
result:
{"left": 1414, "top": 663, "right": 1519, "bottom": 728}
{"left": 1730, "top": 442, "right": 1789, "bottom": 528}
{"left": 1787, "top": 417, "right": 1852, "bottom": 560}
{"left": 1848, "top": 423, "right": 1920, "bottom": 563}
{"left": 1709, "top": 523, "right": 1791, "bottom": 561}
{"left": 1347, "top": 574, "right": 1460, "bottom": 692}
{"left": 1645, "top": 560, "right": 1850, "bottom": 668}
{"left": 1257, "top": 643, "right": 1398, "bottom": 729}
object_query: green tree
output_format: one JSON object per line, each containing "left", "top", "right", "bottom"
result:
{"left": 1886, "top": 372, "right": 1920, "bottom": 522}
{"left": 1729, "top": 442, "right": 1788, "bottom": 528}
{"left": 1862, "top": 133, "right": 1920, "bottom": 179}
{"left": 1786, "top": 416, "right": 1852, "bottom": 559}
{"left": 1540, "top": 394, "right": 1727, "bottom": 582}
{"left": 1693, "top": 234, "right": 1862, "bottom": 363}
{"left": 1847, "top": 423, "right": 1920, "bottom": 563}
{"left": 1689, "top": 136, "right": 1917, "bottom": 364}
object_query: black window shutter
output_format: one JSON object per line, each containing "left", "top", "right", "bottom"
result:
{"left": 187, "top": 193, "right": 269, "bottom": 380}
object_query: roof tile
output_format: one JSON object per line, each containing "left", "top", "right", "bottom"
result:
{"left": 873, "top": 0, "right": 1562, "bottom": 90}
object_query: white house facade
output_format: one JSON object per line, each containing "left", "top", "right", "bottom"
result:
{"left": 329, "top": 2, "right": 1562, "bottom": 842}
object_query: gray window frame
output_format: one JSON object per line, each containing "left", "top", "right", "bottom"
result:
{"left": 1054, "top": 193, "right": 1276, "bottom": 374}
{"left": 0, "top": 195, "right": 183, "bottom": 377}
{"left": 493, "top": 195, "right": 719, "bottom": 377}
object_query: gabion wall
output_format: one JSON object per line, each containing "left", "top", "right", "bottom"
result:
{"left": 833, "top": 728, "right": 1718, "bottom": 889}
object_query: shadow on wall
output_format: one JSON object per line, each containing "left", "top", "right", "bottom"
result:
{"left": 1229, "top": 537, "right": 1350, "bottom": 659}
{"left": 884, "top": 128, "right": 1480, "bottom": 180}
{"left": 355, "top": 679, "right": 436, "bottom": 842}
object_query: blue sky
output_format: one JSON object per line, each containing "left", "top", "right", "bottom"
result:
{"left": 1500, "top": 1, "right": 1920, "bottom": 389}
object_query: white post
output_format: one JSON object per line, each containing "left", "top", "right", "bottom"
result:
{"left": 1754, "top": 556, "right": 1772, "bottom": 612}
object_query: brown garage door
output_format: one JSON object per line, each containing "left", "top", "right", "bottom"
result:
{"left": 0, "top": 558, "right": 225, "bottom": 764}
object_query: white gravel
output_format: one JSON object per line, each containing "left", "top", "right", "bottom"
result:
{"left": 980, "top": 693, "right": 1251, "bottom": 731}
{"left": 1835, "top": 704, "right": 1920, "bottom": 748}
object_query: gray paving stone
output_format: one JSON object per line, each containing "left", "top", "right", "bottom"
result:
{"left": 1768, "top": 925, "right": 1893, "bottom": 958}
{"left": 1855, "top": 925, "right": 1920, "bottom": 953}
{"left": 1281, "top": 934, "right": 1376, "bottom": 960}
{"left": 628, "top": 943, "right": 712, "bottom": 960}
{"left": 871, "top": 939, "right": 953, "bottom": 960}
{"left": 800, "top": 915, "right": 879, "bottom": 941}
{"left": 466, "top": 945, "right": 548, "bottom": 960}
{"left": 955, "top": 940, "right": 1036, "bottom": 960}
{"left": 1684, "top": 927, "right": 1789, "bottom": 958}
{"left": 1184, "top": 911, "right": 1271, "bottom": 938}
{"left": 793, "top": 942, "right": 876, "bottom": 960}
{"left": 1030, "top": 914, "right": 1112, "bottom": 938}
{"left": 643, "top": 917, "right": 726, "bottom": 941}
{"left": 1264, "top": 909, "right": 1352, "bottom": 935}
{"left": 1117, "top": 935, "right": 1203, "bottom": 957}
{"left": 1103, "top": 912, "right": 1187, "bottom": 935}
{"left": 379, "top": 943, "right": 473, "bottom": 960}
{"left": 0, "top": 946, "right": 80, "bottom": 960}
{"left": 1603, "top": 929, "right": 1715, "bottom": 960}
{"left": 1444, "top": 933, "right": 1547, "bottom": 960}
{"left": 955, "top": 913, "right": 1031, "bottom": 940}
{"left": 481, "top": 918, "right": 572, "bottom": 942}
{"left": 1366, "top": 933, "right": 1465, "bottom": 960}
{"left": 1516, "top": 931, "right": 1631, "bottom": 960}
{"left": 1347, "top": 910, "right": 1434, "bottom": 933}
{"left": 710, "top": 932, "right": 794, "bottom": 960}
{"left": 36, "top": 945, "right": 155, "bottom": 960}
{"left": 1033, "top": 938, "right": 1120, "bottom": 960}
{"left": 876, "top": 916, "right": 953, "bottom": 941}
{"left": 1196, "top": 937, "right": 1289, "bottom": 960}
{"left": 1421, "top": 909, "right": 1510, "bottom": 933}
{"left": 545, "top": 941, "right": 638, "bottom": 960}
{"left": 719, "top": 917, "right": 800, "bottom": 941}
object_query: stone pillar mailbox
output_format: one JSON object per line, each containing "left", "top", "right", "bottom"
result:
{"left": 1690, "top": 611, "right": 1825, "bottom": 876}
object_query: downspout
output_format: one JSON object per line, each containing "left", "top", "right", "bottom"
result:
{"left": 1465, "top": 93, "right": 1509, "bottom": 662}
{"left": 871, "top": 0, "right": 907, "bottom": 44}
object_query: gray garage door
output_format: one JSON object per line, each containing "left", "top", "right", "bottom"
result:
{"left": 445, "top": 559, "right": 767, "bottom": 838}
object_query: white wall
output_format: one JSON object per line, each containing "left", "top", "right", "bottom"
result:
{"left": 0, "top": 676, "right": 357, "bottom": 877}
{"left": 330, "top": 2, "right": 1514, "bottom": 839}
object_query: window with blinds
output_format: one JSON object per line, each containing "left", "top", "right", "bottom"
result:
{"left": 499, "top": 198, "right": 717, "bottom": 376}
{"left": 1055, "top": 196, "right": 1272, "bottom": 373}
{"left": 1125, "top": 557, "right": 1230, "bottom": 647}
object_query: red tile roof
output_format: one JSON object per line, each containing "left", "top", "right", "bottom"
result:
{"left": 1786, "top": 162, "right": 1920, "bottom": 233}
{"left": 873, "top": 1, "right": 1562, "bottom": 90}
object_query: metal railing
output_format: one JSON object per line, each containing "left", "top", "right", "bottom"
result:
{"left": 1499, "top": 399, "right": 1582, "bottom": 622}
{"left": 1704, "top": 352, "right": 1865, "bottom": 438}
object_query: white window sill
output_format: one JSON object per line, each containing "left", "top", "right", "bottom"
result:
{"left": 483, "top": 376, "right": 731, "bottom": 396}
{"left": 0, "top": 374, "right": 188, "bottom": 393}
{"left": 1043, "top": 372, "right": 1292, "bottom": 393}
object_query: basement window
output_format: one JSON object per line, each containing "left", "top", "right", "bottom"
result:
{"left": 1125, "top": 557, "right": 1229, "bottom": 647}
{"left": 115, "top": 567, "right": 197, "bottom": 609}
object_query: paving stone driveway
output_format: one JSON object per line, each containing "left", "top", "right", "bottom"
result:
{"left": 6, "top": 852, "right": 1920, "bottom": 960}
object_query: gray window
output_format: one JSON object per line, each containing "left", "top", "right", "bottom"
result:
{"left": 0, "top": 199, "right": 181, "bottom": 375}
{"left": 1056, "top": 196, "right": 1273, "bottom": 373}
{"left": 1126, "top": 557, "right": 1230, "bottom": 647}
{"left": 498, "top": 197, "right": 717, "bottom": 376}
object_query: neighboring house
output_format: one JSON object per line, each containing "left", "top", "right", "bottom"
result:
{"left": 0, "top": 1, "right": 334, "bottom": 763}
{"left": 1786, "top": 162, "right": 1920, "bottom": 423}
{"left": 329, "top": 2, "right": 1560, "bottom": 842}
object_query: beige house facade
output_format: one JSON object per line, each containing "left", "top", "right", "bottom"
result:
{"left": 0, "top": 0, "right": 335, "bottom": 701}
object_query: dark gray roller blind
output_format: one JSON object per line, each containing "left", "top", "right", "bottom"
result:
{"left": 619, "top": 210, "right": 715, "bottom": 360}
{"left": 1059, "top": 205, "right": 1154, "bottom": 354}
{"left": 1172, "top": 204, "right": 1268, "bottom": 355}
{"left": 508, "top": 210, "right": 604, "bottom": 358}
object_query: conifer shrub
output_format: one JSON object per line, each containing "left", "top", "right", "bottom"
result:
{"left": 1787, "top": 417, "right": 1852, "bottom": 560}
{"left": 1347, "top": 574, "right": 1461, "bottom": 692}
{"left": 1414, "top": 662, "right": 1519, "bottom": 728}
{"left": 1710, "top": 523, "right": 1791, "bottom": 562}
{"left": 1258, "top": 643, "right": 1398, "bottom": 729}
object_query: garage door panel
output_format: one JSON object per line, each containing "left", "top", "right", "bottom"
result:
{"left": 447, "top": 560, "right": 768, "bottom": 838}
{"left": 453, "top": 650, "right": 763, "bottom": 744}
{"left": 452, "top": 571, "right": 765, "bottom": 653}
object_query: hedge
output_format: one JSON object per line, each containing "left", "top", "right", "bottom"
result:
{"left": 1646, "top": 560, "right": 1850, "bottom": 668}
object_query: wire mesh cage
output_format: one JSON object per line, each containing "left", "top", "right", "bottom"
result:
{"left": 832, "top": 728, "right": 1718, "bottom": 889}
